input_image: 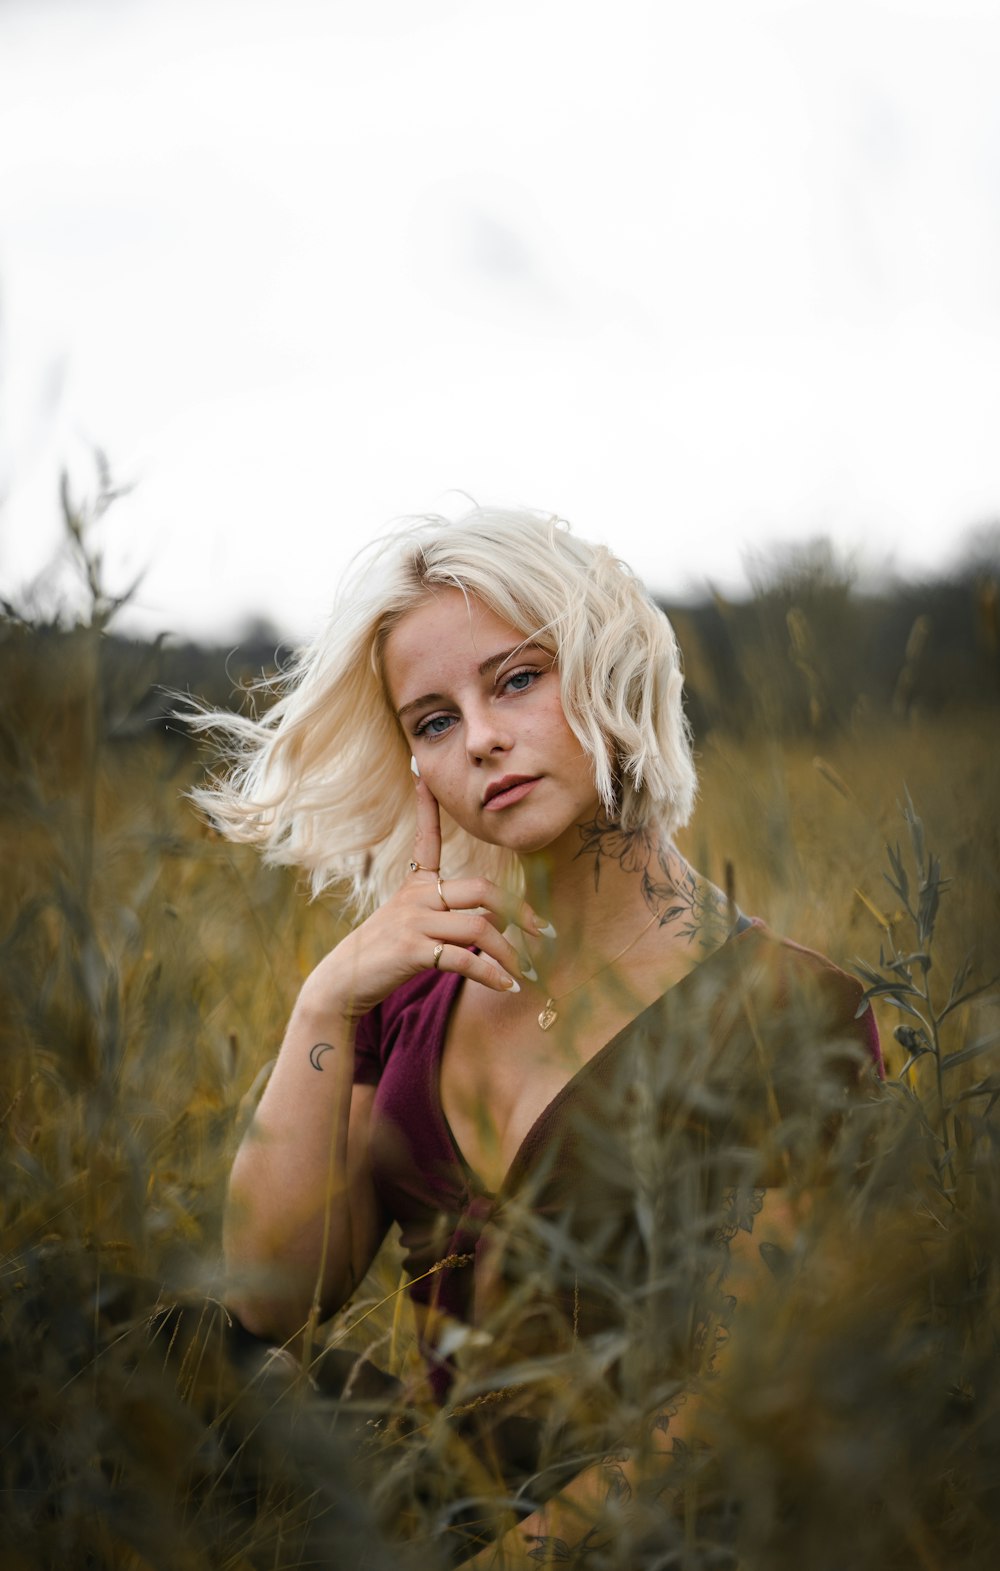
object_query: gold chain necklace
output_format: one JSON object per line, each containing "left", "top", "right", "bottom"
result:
{"left": 536, "top": 911, "right": 660, "bottom": 1031}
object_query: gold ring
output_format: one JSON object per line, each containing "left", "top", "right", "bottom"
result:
{"left": 436, "top": 874, "right": 450, "bottom": 910}
{"left": 409, "top": 860, "right": 440, "bottom": 874}
{"left": 432, "top": 943, "right": 445, "bottom": 968}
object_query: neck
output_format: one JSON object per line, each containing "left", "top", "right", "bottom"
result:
{"left": 518, "top": 813, "right": 731, "bottom": 986}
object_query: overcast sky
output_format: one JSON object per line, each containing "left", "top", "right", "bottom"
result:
{"left": 1, "top": 0, "right": 999, "bottom": 640}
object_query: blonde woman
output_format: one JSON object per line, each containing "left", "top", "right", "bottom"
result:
{"left": 195, "top": 507, "right": 881, "bottom": 1565}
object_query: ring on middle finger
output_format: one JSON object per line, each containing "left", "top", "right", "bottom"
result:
{"left": 436, "top": 874, "right": 450, "bottom": 911}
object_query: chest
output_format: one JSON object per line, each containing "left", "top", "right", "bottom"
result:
{"left": 438, "top": 979, "right": 656, "bottom": 1193}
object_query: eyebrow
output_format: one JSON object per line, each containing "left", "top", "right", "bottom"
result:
{"left": 394, "top": 642, "right": 552, "bottom": 721}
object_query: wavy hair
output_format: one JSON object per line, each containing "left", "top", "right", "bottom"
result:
{"left": 188, "top": 506, "right": 697, "bottom": 915}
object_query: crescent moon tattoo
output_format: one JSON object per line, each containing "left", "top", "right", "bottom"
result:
{"left": 309, "top": 1042, "right": 336, "bottom": 1072}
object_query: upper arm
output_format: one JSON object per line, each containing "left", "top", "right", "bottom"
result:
{"left": 331, "top": 1080, "right": 391, "bottom": 1310}
{"left": 224, "top": 1070, "right": 390, "bottom": 1341}
{"left": 711, "top": 1184, "right": 803, "bottom": 1322}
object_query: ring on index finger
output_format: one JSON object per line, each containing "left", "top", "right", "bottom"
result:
{"left": 432, "top": 943, "right": 445, "bottom": 968}
{"left": 409, "top": 860, "right": 439, "bottom": 875}
{"left": 436, "top": 874, "right": 450, "bottom": 911}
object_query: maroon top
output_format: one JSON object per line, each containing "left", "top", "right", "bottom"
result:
{"left": 354, "top": 918, "right": 882, "bottom": 1400}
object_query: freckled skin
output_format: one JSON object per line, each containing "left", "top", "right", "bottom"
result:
{"left": 383, "top": 590, "right": 602, "bottom": 862}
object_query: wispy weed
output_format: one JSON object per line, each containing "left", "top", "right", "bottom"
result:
{"left": 2, "top": 484, "right": 999, "bottom": 1567}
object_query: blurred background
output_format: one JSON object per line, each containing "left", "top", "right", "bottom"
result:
{"left": 2, "top": 0, "right": 999, "bottom": 642}
{"left": 3, "top": 8, "right": 1000, "bottom": 1567}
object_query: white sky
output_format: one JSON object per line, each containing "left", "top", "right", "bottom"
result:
{"left": 1, "top": 0, "right": 999, "bottom": 640}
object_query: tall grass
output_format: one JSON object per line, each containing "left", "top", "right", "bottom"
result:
{"left": 2, "top": 486, "right": 998, "bottom": 1568}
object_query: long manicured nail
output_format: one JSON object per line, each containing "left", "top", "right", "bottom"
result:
{"left": 521, "top": 960, "right": 538, "bottom": 982}
{"left": 536, "top": 921, "right": 557, "bottom": 939}
{"left": 503, "top": 977, "right": 521, "bottom": 993}
{"left": 410, "top": 755, "right": 420, "bottom": 778}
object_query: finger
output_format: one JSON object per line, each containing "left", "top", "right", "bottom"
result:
{"left": 411, "top": 775, "right": 442, "bottom": 875}
{"left": 435, "top": 943, "right": 521, "bottom": 995}
{"left": 436, "top": 876, "right": 549, "bottom": 937}
{"left": 432, "top": 910, "right": 528, "bottom": 979}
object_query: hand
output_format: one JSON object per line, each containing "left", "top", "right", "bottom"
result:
{"left": 299, "top": 775, "right": 542, "bottom": 1021}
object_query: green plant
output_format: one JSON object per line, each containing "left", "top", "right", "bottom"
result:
{"left": 3, "top": 468, "right": 1000, "bottom": 1567}
{"left": 853, "top": 787, "right": 1000, "bottom": 1200}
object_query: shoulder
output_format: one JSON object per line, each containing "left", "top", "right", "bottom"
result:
{"left": 732, "top": 918, "right": 884, "bottom": 1080}
{"left": 746, "top": 918, "right": 864, "bottom": 999}
{"left": 649, "top": 917, "right": 881, "bottom": 1084}
{"left": 750, "top": 919, "right": 878, "bottom": 1026}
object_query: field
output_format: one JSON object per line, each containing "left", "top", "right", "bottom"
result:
{"left": 2, "top": 581, "right": 999, "bottom": 1568}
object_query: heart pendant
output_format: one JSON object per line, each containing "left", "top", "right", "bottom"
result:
{"left": 538, "top": 1002, "right": 558, "bottom": 1031}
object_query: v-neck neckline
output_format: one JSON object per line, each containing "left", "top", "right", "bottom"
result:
{"left": 432, "top": 915, "right": 762, "bottom": 1204}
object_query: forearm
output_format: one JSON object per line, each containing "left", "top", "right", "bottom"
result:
{"left": 223, "top": 985, "right": 365, "bottom": 1340}
{"left": 223, "top": 780, "right": 537, "bottom": 1345}
{"left": 460, "top": 1382, "right": 703, "bottom": 1569}
{"left": 462, "top": 1186, "right": 792, "bottom": 1568}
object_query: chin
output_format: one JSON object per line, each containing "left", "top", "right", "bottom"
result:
{"left": 484, "top": 816, "right": 582, "bottom": 859}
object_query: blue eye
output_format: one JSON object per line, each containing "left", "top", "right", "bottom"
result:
{"left": 502, "top": 667, "right": 540, "bottom": 694}
{"left": 414, "top": 713, "right": 455, "bottom": 740}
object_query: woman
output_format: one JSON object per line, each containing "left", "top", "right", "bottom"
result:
{"left": 196, "top": 506, "right": 881, "bottom": 1565}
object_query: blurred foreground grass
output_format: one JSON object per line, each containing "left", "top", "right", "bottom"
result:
{"left": 2, "top": 533, "right": 999, "bottom": 1567}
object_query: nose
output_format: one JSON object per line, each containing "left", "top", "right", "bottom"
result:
{"left": 464, "top": 698, "right": 513, "bottom": 764}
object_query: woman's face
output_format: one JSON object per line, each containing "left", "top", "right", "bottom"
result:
{"left": 382, "top": 589, "right": 600, "bottom": 857}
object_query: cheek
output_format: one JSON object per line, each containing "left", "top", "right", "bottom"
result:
{"left": 420, "top": 756, "right": 466, "bottom": 811}
{"left": 551, "top": 713, "right": 590, "bottom": 770}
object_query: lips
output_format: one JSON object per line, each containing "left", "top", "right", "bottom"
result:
{"left": 482, "top": 775, "right": 541, "bottom": 810}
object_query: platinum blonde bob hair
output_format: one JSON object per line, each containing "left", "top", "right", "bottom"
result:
{"left": 190, "top": 506, "right": 697, "bottom": 915}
